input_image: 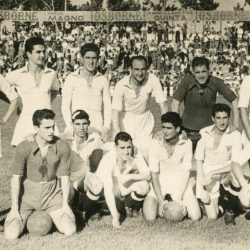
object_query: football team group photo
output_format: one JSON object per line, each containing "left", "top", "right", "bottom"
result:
{"left": 1, "top": 0, "right": 250, "bottom": 249}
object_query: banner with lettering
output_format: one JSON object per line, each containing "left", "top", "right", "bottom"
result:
{"left": 0, "top": 11, "right": 250, "bottom": 22}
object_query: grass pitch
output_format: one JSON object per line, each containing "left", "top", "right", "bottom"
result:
{"left": 0, "top": 96, "right": 249, "bottom": 250}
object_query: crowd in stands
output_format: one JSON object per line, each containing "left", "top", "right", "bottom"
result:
{"left": 0, "top": 20, "right": 249, "bottom": 96}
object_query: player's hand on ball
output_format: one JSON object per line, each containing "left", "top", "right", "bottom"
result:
{"left": 5, "top": 209, "right": 22, "bottom": 226}
{"left": 60, "top": 204, "right": 75, "bottom": 221}
{"left": 159, "top": 200, "right": 169, "bottom": 217}
{"left": 175, "top": 200, "right": 187, "bottom": 216}
{"left": 24, "top": 133, "right": 35, "bottom": 142}
{"left": 101, "top": 127, "right": 109, "bottom": 143}
{"left": 112, "top": 217, "right": 121, "bottom": 229}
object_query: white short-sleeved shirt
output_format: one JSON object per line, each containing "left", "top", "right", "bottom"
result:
{"left": 238, "top": 75, "right": 250, "bottom": 118}
{"left": 149, "top": 137, "right": 192, "bottom": 174}
{"left": 195, "top": 125, "right": 242, "bottom": 166}
{"left": 5, "top": 65, "right": 59, "bottom": 115}
{"left": 62, "top": 68, "right": 111, "bottom": 129}
{"left": 96, "top": 149, "right": 149, "bottom": 191}
{"left": 112, "top": 73, "right": 166, "bottom": 115}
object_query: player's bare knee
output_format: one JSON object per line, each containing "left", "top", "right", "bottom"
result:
{"left": 89, "top": 175, "right": 103, "bottom": 195}
{"left": 189, "top": 211, "right": 201, "bottom": 221}
{"left": 62, "top": 214, "right": 76, "bottom": 236}
{"left": 4, "top": 220, "right": 22, "bottom": 240}
{"left": 207, "top": 211, "right": 219, "bottom": 220}
{"left": 143, "top": 211, "right": 157, "bottom": 222}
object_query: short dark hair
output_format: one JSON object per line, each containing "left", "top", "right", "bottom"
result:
{"left": 130, "top": 56, "right": 147, "bottom": 68}
{"left": 114, "top": 132, "right": 132, "bottom": 146}
{"left": 161, "top": 112, "right": 182, "bottom": 129}
{"left": 212, "top": 103, "right": 231, "bottom": 118}
{"left": 71, "top": 109, "right": 89, "bottom": 123}
{"left": 32, "top": 109, "right": 55, "bottom": 127}
{"left": 80, "top": 43, "right": 100, "bottom": 58}
{"left": 25, "top": 37, "right": 44, "bottom": 54}
{"left": 192, "top": 57, "right": 209, "bottom": 70}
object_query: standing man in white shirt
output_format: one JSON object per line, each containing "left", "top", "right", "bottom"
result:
{"left": 6, "top": 37, "right": 59, "bottom": 146}
{"left": 61, "top": 43, "right": 111, "bottom": 142}
{"left": 112, "top": 56, "right": 168, "bottom": 159}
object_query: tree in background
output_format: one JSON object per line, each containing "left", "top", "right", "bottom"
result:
{"left": 80, "top": 0, "right": 104, "bottom": 11}
{"left": 0, "top": 0, "right": 77, "bottom": 11}
{"left": 179, "top": 0, "right": 219, "bottom": 10}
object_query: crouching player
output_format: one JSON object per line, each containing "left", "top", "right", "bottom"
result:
{"left": 4, "top": 109, "right": 76, "bottom": 240}
{"left": 195, "top": 104, "right": 242, "bottom": 223}
{"left": 96, "top": 132, "right": 151, "bottom": 228}
{"left": 143, "top": 112, "right": 201, "bottom": 222}
{"left": 59, "top": 110, "right": 104, "bottom": 223}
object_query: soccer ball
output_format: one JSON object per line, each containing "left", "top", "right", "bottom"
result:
{"left": 162, "top": 201, "right": 186, "bottom": 223}
{"left": 239, "top": 185, "right": 250, "bottom": 209}
{"left": 27, "top": 211, "right": 53, "bottom": 236}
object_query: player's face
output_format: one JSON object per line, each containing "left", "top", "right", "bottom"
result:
{"left": 27, "top": 45, "right": 45, "bottom": 66}
{"left": 72, "top": 118, "right": 89, "bottom": 138}
{"left": 212, "top": 111, "right": 229, "bottom": 132}
{"left": 116, "top": 140, "right": 133, "bottom": 162}
{"left": 162, "top": 122, "right": 179, "bottom": 141}
{"left": 193, "top": 65, "right": 209, "bottom": 85}
{"left": 36, "top": 119, "right": 55, "bottom": 142}
{"left": 131, "top": 59, "right": 147, "bottom": 83}
{"left": 82, "top": 51, "right": 98, "bottom": 73}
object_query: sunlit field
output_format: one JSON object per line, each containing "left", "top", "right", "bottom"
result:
{"left": 0, "top": 96, "right": 249, "bottom": 250}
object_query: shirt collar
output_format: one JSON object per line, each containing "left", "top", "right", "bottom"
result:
{"left": 204, "top": 124, "right": 230, "bottom": 136}
{"left": 123, "top": 73, "right": 150, "bottom": 89}
{"left": 158, "top": 134, "right": 187, "bottom": 146}
{"left": 32, "top": 137, "right": 57, "bottom": 155}
{"left": 20, "top": 64, "right": 53, "bottom": 74}
{"left": 188, "top": 75, "right": 216, "bottom": 92}
{"left": 71, "top": 67, "right": 102, "bottom": 78}
{"left": 65, "top": 130, "right": 95, "bottom": 144}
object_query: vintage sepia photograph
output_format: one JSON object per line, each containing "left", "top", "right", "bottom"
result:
{"left": 0, "top": 0, "right": 250, "bottom": 249}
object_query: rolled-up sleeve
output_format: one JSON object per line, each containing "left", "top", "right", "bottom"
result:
{"left": 0, "top": 75, "right": 18, "bottom": 102}
{"left": 111, "top": 83, "right": 124, "bottom": 111}
{"left": 151, "top": 75, "right": 167, "bottom": 104}
{"left": 238, "top": 76, "right": 250, "bottom": 108}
